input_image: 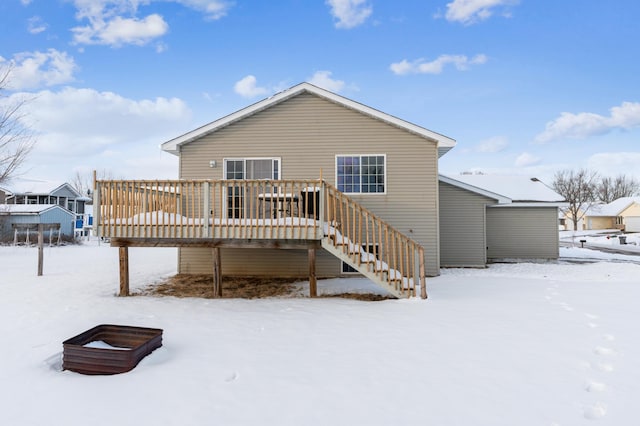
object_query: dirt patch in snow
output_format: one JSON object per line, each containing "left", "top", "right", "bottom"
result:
{"left": 136, "top": 275, "right": 298, "bottom": 299}
{"left": 135, "top": 274, "right": 392, "bottom": 301}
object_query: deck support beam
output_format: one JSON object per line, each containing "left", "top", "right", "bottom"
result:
{"left": 309, "top": 248, "right": 317, "bottom": 297}
{"left": 212, "top": 247, "right": 222, "bottom": 298}
{"left": 37, "top": 224, "right": 44, "bottom": 276}
{"left": 119, "top": 246, "right": 130, "bottom": 296}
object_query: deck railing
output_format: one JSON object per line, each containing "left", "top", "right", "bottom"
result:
{"left": 94, "top": 178, "right": 426, "bottom": 298}
{"left": 322, "top": 182, "right": 426, "bottom": 298}
{"left": 94, "top": 179, "right": 324, "bottom": 240}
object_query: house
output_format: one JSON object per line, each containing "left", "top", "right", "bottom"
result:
{"left": 0, "top": 204, "right": 75, "bottom": 241}
{"left": 582, "top": 197, "right": 640, "bottom": 232}
{"left": 439, "top": 174, "right": 565, "bottom": 267}
{"left": 0, "top": 178, "right": 92, "bottom": 236}
{"left": 92, "top": 82, "right": 561, "bottom": 298}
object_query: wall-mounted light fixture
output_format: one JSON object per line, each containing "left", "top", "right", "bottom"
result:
{"left": 209, "top": 160, "right": 217, "bottom": 168}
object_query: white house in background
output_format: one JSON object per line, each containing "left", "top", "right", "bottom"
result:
{"left": 581, "top": 197, "right": 640, "bottom": 232}
{"left": 439, "top": 174, "right": 566, "bottom": 267}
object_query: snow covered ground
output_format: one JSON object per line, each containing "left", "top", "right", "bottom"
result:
{"left": 1, "top": 239, "right": 638, "bottom": 425}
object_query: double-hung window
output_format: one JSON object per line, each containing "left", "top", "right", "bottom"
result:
{"left": 336, "top": 154, "right": 386, "bottom": 194}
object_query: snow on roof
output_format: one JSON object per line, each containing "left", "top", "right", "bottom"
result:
{"left": 1, "top": 178, "right": 87, "bottom": 199}
{"left": 3, "top": 178, "right": 64, "bottom": 194}
{"left": 161, "top": 82, "right": 456, "bottom": 158}
{"left": 0, "top": 204, "right": 63, "bottom": 214}
{"left": 444, "top": 174, "right": 565, "bottom": 203}
{"left": 584, "top": 197, "right": 640, "bottom": 217}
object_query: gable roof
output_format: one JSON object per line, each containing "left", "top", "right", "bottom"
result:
{"left": 584, "top": 197, "right": 640, "bottom": 217}
{"left": 161, "top": 82, "right": 456, "bottom": 157}
{"left": 1, "top": 178, "right": 87, "bottom": 200}
{"left": 442, "top": 174, "right": 565, "bottom": 203}
{"left": 439, "top": 175, "right": 510, "bottom": 204}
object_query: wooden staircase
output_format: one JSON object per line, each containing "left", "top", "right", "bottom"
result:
{"left": 321, "top": 182, "right": 426, "bottom": 299}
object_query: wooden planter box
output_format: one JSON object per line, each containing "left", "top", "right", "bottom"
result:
{"left": 63, "top": 324, "right": 163, "bottom": 375}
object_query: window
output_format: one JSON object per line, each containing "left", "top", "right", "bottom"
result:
{"left": 616, "top": 216, "right": 624, "bottom": 226}
{"left": 336, "top": 155, "right": 385, "bottom": 194}
{"left": 223, "top": 158, "right": 281, "bottom": 218}
{"left": 224, "top": 158, "right": 280, "bottom": 180}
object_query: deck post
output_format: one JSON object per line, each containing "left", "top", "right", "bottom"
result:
{"left": 37, "top": 224, "right": 44, "bottom": 276}
{"left": 119, "top": 246, "right": 130, "bottom": 296}
{"left": 212, "top": 247, "right": 222, "bottom": 297}
{"left": 203, "top": 182, "right": 211, "bottom": 238}
{"left": 419, "top": 247, "right": 427, "bottom": 299}
{"left": 318, "top": 179, "right": 325, "bottom": 239}
{"left": 309, "top": 248, "right": 317, "bottom": 297}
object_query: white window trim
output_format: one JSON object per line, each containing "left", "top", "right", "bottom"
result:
{"left": 223, "top": 157, "right": 282, "bottom": 180}
{"left": 335, "top": 154, "right": 387, "bottom": 195}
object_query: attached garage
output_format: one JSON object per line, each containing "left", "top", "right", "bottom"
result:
{"left": 439, "top": 174, "right": 565, "bottom": 268}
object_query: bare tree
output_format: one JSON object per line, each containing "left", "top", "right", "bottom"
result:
{"left": 71, "top": 169, "right": 118, "bottom": 196}
{"left": 552, "top": 168, "right": 599, "bottom": 231}
{"left": 0, "top": 65, "right": 35, "bottom": 185}
{"left": 597, "top": 175, "right": 640, "bottom": 203}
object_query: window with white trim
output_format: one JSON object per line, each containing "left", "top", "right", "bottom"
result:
{"left": 336, "top": 155, "right": 386, "bottom": 194}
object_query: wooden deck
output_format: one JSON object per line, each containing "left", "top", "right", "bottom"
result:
{"left": 94, "top": 178, "right": 426, "bottom": 299}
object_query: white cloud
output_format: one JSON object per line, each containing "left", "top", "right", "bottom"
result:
{"left": 171, "top": 0, "right": 233, "bottom": 20}
{"left": 70, "top": 0, "right": 232, "bottom": 47}
{"left": 534, "top": 102, "right": 640, "bottom": 143}
{"left": 20, "top": 0, "right": 32, "bottom": 5}
{"left": 27, "top": 16, "right": 48, "bottom": 34}
{"left": 514, "top": 152, "right": 541, "bottom": 167}
{"left": 10, "top": 87, "right": 191, "bottom": 156}
{"left": 588, "top": 152, "right": 640, "bottom": 181}
{"left": 445, "top": 0, "right": 518, "bottom": 25}
{"left": 72, "top": 13, "right": 169, "bottom": 46}
{"left": 0, "top": 49, "right": 77, "bottom": 91}
{"left": 308, "top": 71, "right": 345, "bottom": 93}
{"left": 326, "top": 0, "right": 372, "bottom": 29}
{"left": 390, "top": 54, "right": 487, "bottom": 75}
{"left": 233, "top": 75, "right": 269, "bottom": 98}
{"left": 476, "top": 136, "right": 508, "bottom": 153}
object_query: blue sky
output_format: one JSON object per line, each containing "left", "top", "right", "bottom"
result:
{"left": 1, "top": 0, "right": 639, "bottom": 185}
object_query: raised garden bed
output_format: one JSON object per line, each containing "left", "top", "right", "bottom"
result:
{"left": 63, "top": 324, "right": 163, "bottom": 375}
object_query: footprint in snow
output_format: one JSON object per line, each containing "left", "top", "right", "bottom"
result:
{"left": 225, "top": 371, "right": 239, "bottom": 382}
{"left": 583, "top": 402, "right": 607, "bottom": 420}
{"left": 596, "top": 362, "right": 614, "bottom": 373}
{"left": 593, "top": 346, "right": 616, "bottom": 356}
{"left": 584, "top": 381, "right": 607, "bottom": 393}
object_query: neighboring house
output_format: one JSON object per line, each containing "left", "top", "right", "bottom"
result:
{"left": 582, "top": 197, "right": 640, "bottom": 232}
{"left": 439, "top": 174, "right": 565, "bottom": 266}
{"left": 0, "top": 204, "right": 75, "bottom": 241}
{"left": 559, "top": 208, "right": 583, "bottom": 231}
{"left": 0, "top": 178, "right": 92, "bottom": 235}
